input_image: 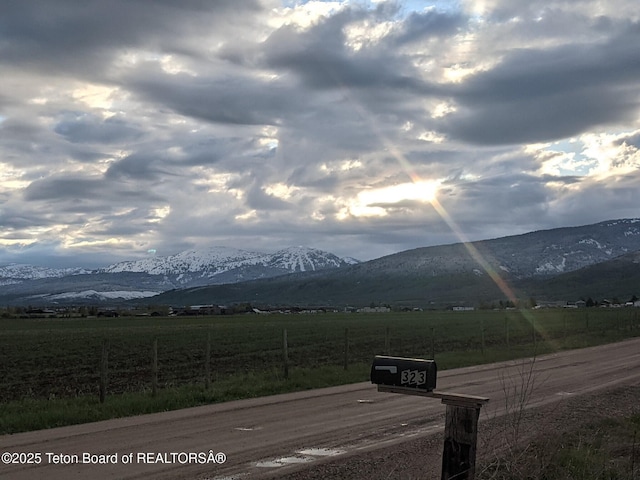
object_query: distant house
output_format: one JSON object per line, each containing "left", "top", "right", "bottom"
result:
{"left": 167, "top": 304, "right": 227, "bottom": 316}
{"left": 25, "top": 308, "right": 56, "bottom": 318}
{"left": 357, "top": 306, "right": 391, "bottom": 313}
{"left": 182, "top": 305, "right": 223, "bottom": 315}
{"left": 452, "top": 306, "right": 475, "bottom": 312}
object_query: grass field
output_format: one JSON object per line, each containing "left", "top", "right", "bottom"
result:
{"left": 1, "top": 308, "right": 639, "bottom": 433}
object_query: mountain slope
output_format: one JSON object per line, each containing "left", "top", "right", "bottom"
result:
{"left": 150, "top": 219, "right": 640, "bottom": 308}
{"left": 361, "top": 218, "right": 640, "bottom": 280}
{"left": 519, "top": 250, "right": 640, "bottom": 302}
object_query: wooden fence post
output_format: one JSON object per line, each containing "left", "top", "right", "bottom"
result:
{"left": 283, "top": 329, "right": 289, "bottom": 379}
{"left": 505, "top": 318, "right": 510, "bottom": 350}
{"left": 480, "top": 318, "right": 485, "bottom": 356}
{"left": 431, "top": 327, "right": 436, "bottom": 360}
{"left": 205, "top": 330, "right": 211, "bottom": 389}
{"left": 99, "top": 339, "right": 109, "bottom": 404}
{"left": 343, "top": 328, "right": 349, "bottom": 371}
{"left": 385, "top": 326, "right": 390, "bottom": 355}
{"left": 152, "top": 338, "right": 158, "bottom": 397}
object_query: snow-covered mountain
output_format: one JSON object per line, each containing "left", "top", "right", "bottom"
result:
{"left": 99, "top": 246, "right": 356, "bottom": 279}
{"left": 100, "top": 246, "right": 265, "bottom": 276}
{"left": 0, "top": 246, "right": 358, "bottom": 304}
{"left": 0, "top": 264, "right": 89, "bottom": 286}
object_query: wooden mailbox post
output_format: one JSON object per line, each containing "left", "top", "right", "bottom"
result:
{"left": 372, "top": 356, "right": 489, "bottom": 480}
{"left": 438, "top": 392, "right": 488, "bottom": 480}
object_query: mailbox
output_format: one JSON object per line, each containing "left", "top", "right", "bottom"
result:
{"left": 370, "top": 355, "right": 437, "bottom": 392}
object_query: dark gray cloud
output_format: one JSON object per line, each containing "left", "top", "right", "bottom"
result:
{"left": 261, "top": 11, "right": 435, "bottom": 93}
{"left": 54, "top": 112, "right": 144, "bottom": 144}
{"left": 443, "top": 23, "right": 640, "bottom": 144}
{"left": 0, "top": 239, "right": 118, "bottom": 269}
{"left": 615, "top": 131, "right": 640, "bottom": 148}
{"left": 0, "top": 0, "right": 262, "bottom": 77}
{"left": 125, "top": 68, "right": 293, "bottom": 126}
{"left": 390, "top": 10, "right": 466, "bottom": 45}
{"left": 105, "top": 152, "right": 172, "bottom": 182}
{"left": 23, "top": 176, "right": 107, "bottom": 202}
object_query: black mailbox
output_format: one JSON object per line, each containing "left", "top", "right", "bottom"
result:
{"left": 371, "top": 355, "right": 437, "bottom": 392}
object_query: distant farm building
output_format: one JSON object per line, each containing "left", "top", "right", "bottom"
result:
{"left": 357, "top": 306, "right": 391, "bottom": 313}
{"left": 173, "top": 305, "right": 227, "bottom": 316}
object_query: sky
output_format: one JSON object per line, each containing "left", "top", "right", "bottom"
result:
{"left": 1, "top": 0, "right": 639, "bottom": 268}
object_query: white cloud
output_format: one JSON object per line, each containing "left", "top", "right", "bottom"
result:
{"left": 270, "top": 1, "right": 347, "bottom": 30}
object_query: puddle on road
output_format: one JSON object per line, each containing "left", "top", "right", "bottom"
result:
{"left": 254, "top": 447, "right": 345, "bottom": 468}
{"left": 234, "top": 426, "right": 262, "bottom": 431}
{"left": 297, "top": 448, "right": 345, "bottom": 457}
{"left": 255, "top": 456, "right": 314, "bottom": 468}
{"left": 207, "top": 474, "right": 248, "bottom": 480}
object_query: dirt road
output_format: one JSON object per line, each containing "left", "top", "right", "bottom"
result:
{"left": 2, "top": 338, "right": 639, "bottom": 480}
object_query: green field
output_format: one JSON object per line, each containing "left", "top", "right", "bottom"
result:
{"left": 1, "top": 308, "right": 639, "bottom": 433}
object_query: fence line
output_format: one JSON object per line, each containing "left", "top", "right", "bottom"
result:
{"left": 0, "top": 310, "right": 638, "bottom": 403}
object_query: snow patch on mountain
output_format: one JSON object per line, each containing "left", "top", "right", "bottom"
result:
{"left": 29, "top": 290, "right": 159, "bottom": 301}
{"left": 265, "top": 247, "right": 349, "bottom": 272}
{"left": 578, "top": 238, "right": 612, "bottom": 254}
{"left": 536, "top": 256, "right": 567, "bottom": 274}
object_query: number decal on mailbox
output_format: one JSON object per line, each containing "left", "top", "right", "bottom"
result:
{"left": 400, "top": 369, "right": 427, "bottom": 386}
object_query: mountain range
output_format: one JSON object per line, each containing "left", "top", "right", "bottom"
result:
{"left": 1, "top": 218, "right": 640, "bottom": 307}
{"left": 148, "top": 218, "right": 640, "bottom": 308}
{"left": 0, "top": 247, "right": 357, "bottom": 305}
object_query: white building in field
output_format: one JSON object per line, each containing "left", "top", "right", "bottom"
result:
{"left": 357, "top": 306, "right": 391, "bottom": 313}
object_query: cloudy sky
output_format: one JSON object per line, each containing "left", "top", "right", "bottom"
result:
{"left": 1, "top": 0, "right": 639, "bottom": 268}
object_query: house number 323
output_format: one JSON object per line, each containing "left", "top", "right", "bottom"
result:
{"left": 400, "top": 369, "right": 427, "bottom": 386}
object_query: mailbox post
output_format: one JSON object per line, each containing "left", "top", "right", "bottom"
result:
{"left": 371, "top": 355, "right": 489, "bottom": 480}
